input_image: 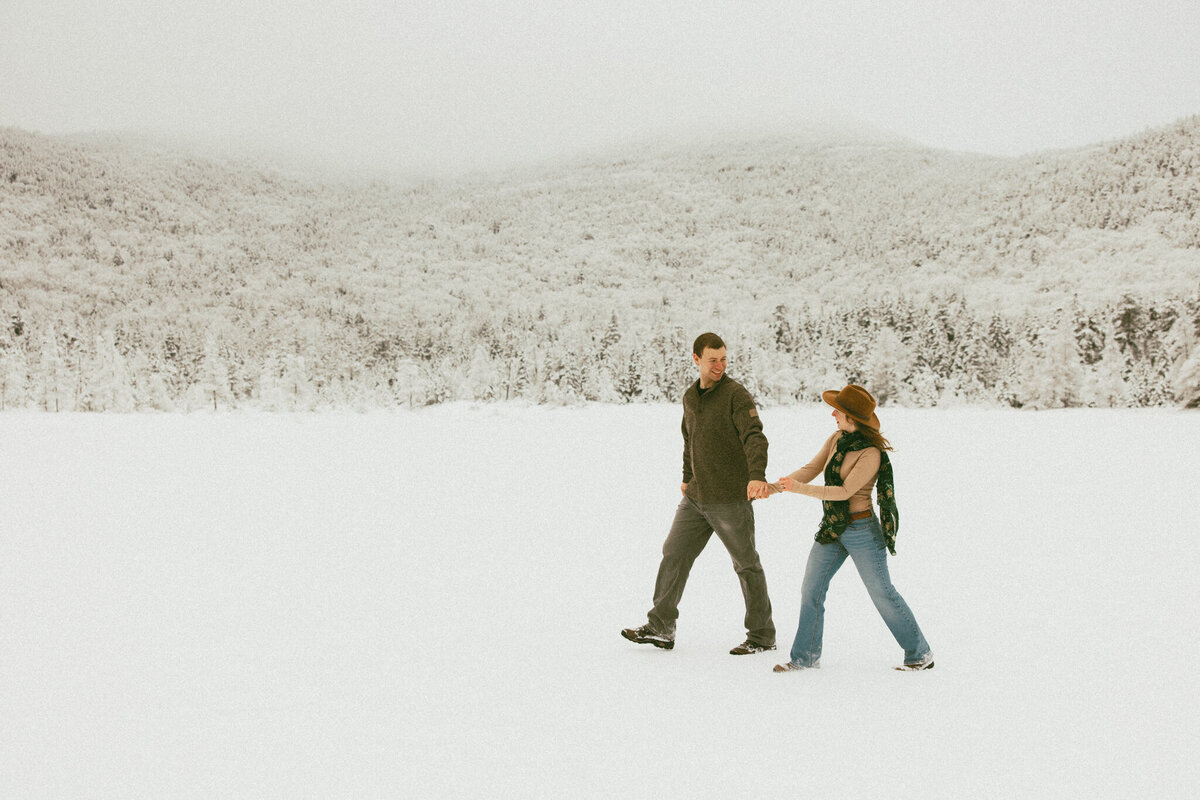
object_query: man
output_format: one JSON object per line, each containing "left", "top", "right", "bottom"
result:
{"left": 621, "top": 332, "right": 776, "bottom": 655}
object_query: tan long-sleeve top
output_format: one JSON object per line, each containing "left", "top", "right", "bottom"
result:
{"left": 777, "top": 430, "right": 880, "bottom": 513}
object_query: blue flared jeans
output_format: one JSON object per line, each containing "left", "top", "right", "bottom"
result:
{"left": 788, "top": 516, "right": 931, "bottom": 667}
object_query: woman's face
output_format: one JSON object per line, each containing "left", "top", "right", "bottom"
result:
{"left": 832, "top": 408, "right": 858, "bottom": 432}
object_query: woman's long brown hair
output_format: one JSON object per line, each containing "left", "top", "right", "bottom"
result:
{"left": 855, "top": 423, "right": 894, "bottom": 452}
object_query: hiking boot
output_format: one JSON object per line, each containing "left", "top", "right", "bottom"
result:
{"left": 773, "top": 662, "right": 810, "bottom": 673}
{"left": 730, "top": 639, "right": 776, "bottom": 655}
{"left": 621, "top": 625, "right": 674, "bottom": 650}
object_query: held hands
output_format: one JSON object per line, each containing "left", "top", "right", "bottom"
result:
{"left": 683, "top": 481, "right": 776, "bottom": 500}
{"left": 776, "top": 476, "right": 794, "bottom": 492}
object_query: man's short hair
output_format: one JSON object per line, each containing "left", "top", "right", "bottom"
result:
{"left": 693, "top": 332, "right": 726, "bottom": 357}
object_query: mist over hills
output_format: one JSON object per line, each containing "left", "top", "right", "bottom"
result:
{"left": 1, "top": 117, "right": 1198, "bottom": 410}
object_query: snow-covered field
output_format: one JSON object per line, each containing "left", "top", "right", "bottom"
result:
{"left": 2, "top": 404, "right": 1197, "bottom": 799}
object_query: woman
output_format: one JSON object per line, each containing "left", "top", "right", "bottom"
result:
{"left": 770, "top": 384, "right": 933, "bottom": 672}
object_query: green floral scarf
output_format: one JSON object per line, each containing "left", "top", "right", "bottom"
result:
{"left": 815, "top": 430, "right": 900, "bottom": 555}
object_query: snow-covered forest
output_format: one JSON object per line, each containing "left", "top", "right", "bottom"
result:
{"left": 1, "top": 118, "right": 1199, "bottom": 411}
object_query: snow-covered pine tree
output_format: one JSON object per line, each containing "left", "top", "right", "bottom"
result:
{"left": 0, "top": 345, "right": 29, "bottom": 410}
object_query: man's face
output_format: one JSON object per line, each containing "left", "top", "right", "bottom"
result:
{"left": 693, "top": 347, "right": 727, "bottom": 386}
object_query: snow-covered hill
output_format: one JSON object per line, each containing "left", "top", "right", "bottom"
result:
{"left": 1, "top": 119, "right": 1199, "bottom": 410}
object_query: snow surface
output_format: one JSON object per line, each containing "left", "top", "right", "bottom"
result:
{"left": 2, "top": 404, "right": 1198, "bottom": 799}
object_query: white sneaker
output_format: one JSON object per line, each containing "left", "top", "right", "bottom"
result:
{"left": 894, "top": 655, "right": 935, "bottom": 671}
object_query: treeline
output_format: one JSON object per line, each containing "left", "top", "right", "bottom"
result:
{"left": 1, "top": 289, "right": 1197, "bottom": 411}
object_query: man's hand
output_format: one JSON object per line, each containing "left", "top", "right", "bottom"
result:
{"left": 747, "top": 480, "right": 770, "bottom": 500}
{"left": 681, "top": 482, "right": 688, "bottom": 496}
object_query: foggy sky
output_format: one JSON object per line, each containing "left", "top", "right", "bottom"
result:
{"left": 3, "top": 0, "right": 1200, "bottom": 176}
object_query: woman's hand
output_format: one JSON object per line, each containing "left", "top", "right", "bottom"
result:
{"left": 777, "top": 476, "right": 794, "bottom": 492}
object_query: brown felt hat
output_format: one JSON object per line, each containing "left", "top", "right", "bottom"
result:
{"left": 822, "top": 384, "right": 880, "bottom": 429}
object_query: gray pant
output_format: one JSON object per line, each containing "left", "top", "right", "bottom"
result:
{"left": 647, "top": 496, "right": 775, "bottom": 645}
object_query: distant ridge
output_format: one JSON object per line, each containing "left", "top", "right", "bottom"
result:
{"left": 1, "top": 116, "right": 1198, "bottom": 410}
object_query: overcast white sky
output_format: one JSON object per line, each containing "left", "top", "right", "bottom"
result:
{"left": 3, "top": 0, "right": 1199, "bottom": 176}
